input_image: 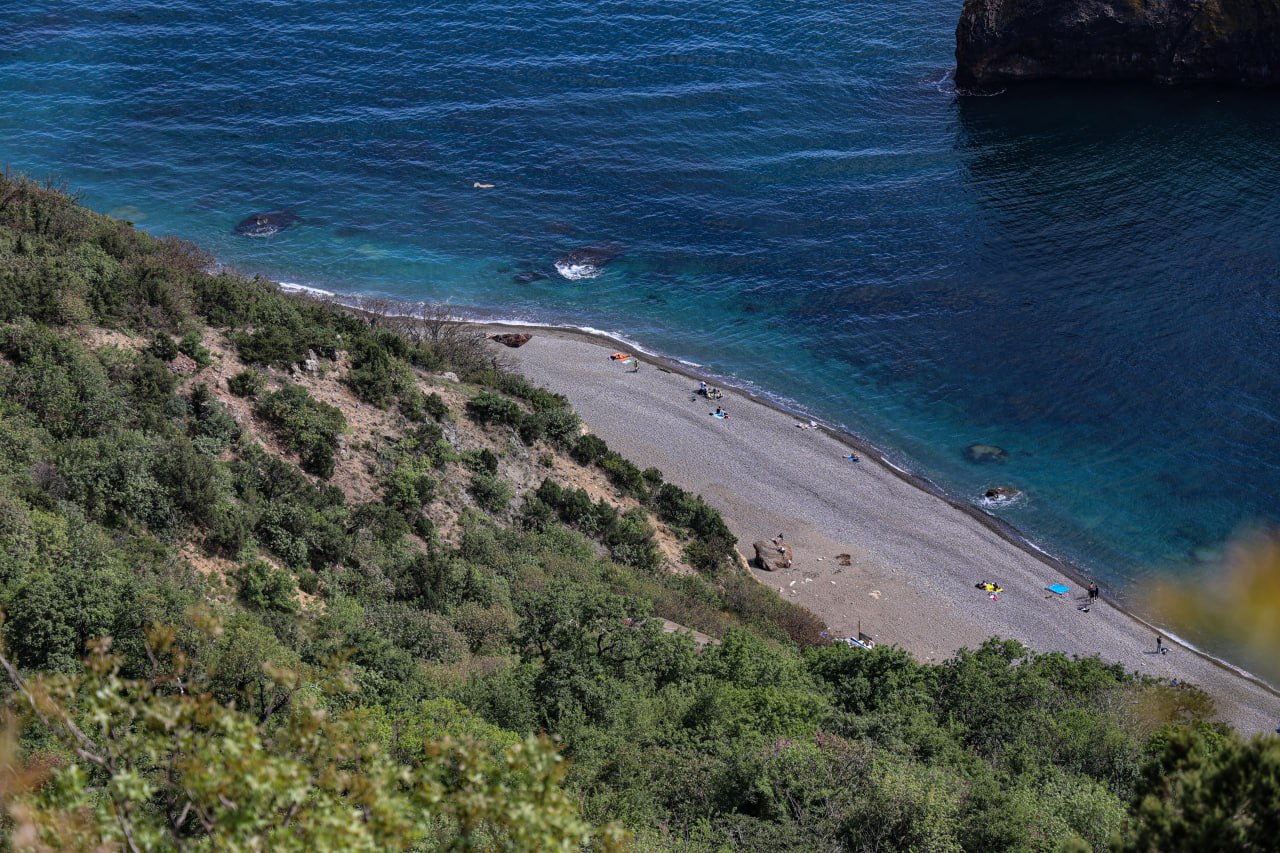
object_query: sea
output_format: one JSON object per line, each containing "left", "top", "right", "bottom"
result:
{"left": 2, "top": 1, "right": 1278, "bottom": 655}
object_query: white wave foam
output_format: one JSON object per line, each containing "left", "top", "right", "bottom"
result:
{"left": 554, "top": 261, "right": 600, "bottom": 280}
{"left": 881, "top": 458, "right": 910, "bottom": 475}
{"left": 278, "top": 281, "right": 337, "bottom": 298}
{"left": 978, "top": 491, "right": 1025, "bottom": 509}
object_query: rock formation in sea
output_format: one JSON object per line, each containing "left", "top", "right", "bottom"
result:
{"left": 234, "top": 210, "right": 300, "bottom": 237}
{"left": 983, "top": 486, "right": 1021, "bottom": 501}
{"left": 955, "top": 0, "right": 1280, "bottom": 90}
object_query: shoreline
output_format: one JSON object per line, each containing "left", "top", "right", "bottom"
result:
{"left": 278, "top": 284, "right": 1279, "bottom": 729}
{"left": 480, "top": 321, "right": 1279, "bottom": 695}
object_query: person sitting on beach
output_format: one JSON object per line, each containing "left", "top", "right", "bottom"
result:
{"left": 712, "top": 407, "right": 729, "bottom": 419}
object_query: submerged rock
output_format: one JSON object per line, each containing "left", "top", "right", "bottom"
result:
{"left": 966, "top": 443, "right": 1009, "bottom": 464}
{"left": 955, "top": 0, "right": 1280, "bottom": 90}
{"left": 554, "top": 245, "right": 622, "bottom": 280}
{"left": 234, "top": 210, "right": 300, "bottom": 237}
{"left": 491, "top": 333, "right": 532, "bottom": 348}
{"left": 513, "top": 270, "right": 548, "bottom": 284}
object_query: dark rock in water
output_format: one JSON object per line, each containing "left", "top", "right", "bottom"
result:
{"left": 235, "top": 210, "right": 299, "bottom": 237}
{"left": 513, "top": 270, "right": 548, "bottom": 284}
{"left": 491, "top": 333, "right": 532, "bottom": 348}
{"left": 554, "top": 245, "right": 622, "bottom": 280}
{"left": 983, "top": 486, "right": 1021, "bottom": 501}
{"left": 955, "top": 0, "right": 1280, "bottom": 90}
{"left": 965, "top": 443, "right": 1009, "bottom": 464}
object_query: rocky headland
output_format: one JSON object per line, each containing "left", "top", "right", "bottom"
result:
{"left": 955, "top": 0, "right": 1280, "bottom": 90}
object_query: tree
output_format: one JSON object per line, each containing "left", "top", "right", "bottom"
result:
{"left": 1116, "top": 725, "right": 1280, "bottom": 852}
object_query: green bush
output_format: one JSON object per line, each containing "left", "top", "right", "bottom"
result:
{"left": 179, "top": 330, "right": 212, "bottom": 367}
{"left": 470, "top": 472, "right": 513, "bottom": 514}
{"left": 422, "top": 391, "right": 449, "bottom": 420}
{"left": 227, "top": 368, "right": 265, "bottom": 398}
{"left": 255, "top": 384, "right": 346, "bottom": 478}
{"left": 571, "top": 433, "right": 608, "bottom": 465}
{"left": 463, "top": 448, "right": 499, "bottom": 475}
{"left": 235, "top": 325, "right": 308, "bottom": 366}
{"left": 235, "top": 558, "right": 298, "bottom": 613}
{"left": 466, "top": 392, "right": 522, "bottom": 428}
{"left": 189, "top": 385, "right": 241, "bottom": 453}
{"left": 600, "top": 451, "right": 646, "bottom": 498}
{"left": 346, "top": 342, "right": 410, "bottom": 408}
{"left": 147, "top": 333, "right": 179, "bottom": 361}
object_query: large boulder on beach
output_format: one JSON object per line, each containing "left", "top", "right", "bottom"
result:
{"left": 234, "top": 210, "right": 300, "bottom": 237}
{"left": 965, "top": 443, "right": 1009, "bottom": 464}
{"left": 752, "top": 540, "right": 792, "bottom": 571}
{"left": 491, "top": 333, "right": 532, "bottom": 348}
{"left": 955, "top": 0, "right": 1280, "bottom": 91}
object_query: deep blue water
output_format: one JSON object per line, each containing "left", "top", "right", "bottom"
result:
{"left": 2, "top": 1, "right": 1279, "bottom": 619}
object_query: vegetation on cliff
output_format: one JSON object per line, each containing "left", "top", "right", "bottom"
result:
{"left": 0, "top": 173, "right": 1276, "bottom": 850}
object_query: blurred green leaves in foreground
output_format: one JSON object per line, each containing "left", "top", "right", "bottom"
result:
{"left": 0, "top": 616, "right": 626, "bottom": 852}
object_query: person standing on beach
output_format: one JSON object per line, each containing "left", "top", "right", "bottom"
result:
{"left": 1156, "top": 634, "right": 1166, "bottom": 655}
{"left": 1087, "top": 581, "right": 1099, "bottom": 603}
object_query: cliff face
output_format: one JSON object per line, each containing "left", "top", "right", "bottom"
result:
{"left": 955, "top": 0, "right": 1280, "bottom": 90}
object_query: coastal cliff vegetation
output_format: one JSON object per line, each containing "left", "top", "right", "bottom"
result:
{"left": 0, "top": 173, "right": 1276, "bottom": 850}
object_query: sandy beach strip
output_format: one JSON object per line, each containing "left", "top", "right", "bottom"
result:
{"left": 485, "top": 325, "right": 1280, "bottom": 734}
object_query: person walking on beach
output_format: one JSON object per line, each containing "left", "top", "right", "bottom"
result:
{"left": 1087, "top": 581, "right": 1100, "bottom": 603}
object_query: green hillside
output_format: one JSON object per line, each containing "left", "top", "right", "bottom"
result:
{"left": 0, "top": 173, "right": 1274, "bottom": 851}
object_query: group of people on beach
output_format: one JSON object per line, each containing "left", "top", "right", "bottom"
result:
{"left": 698, "top": 381, "right": 723, "bottom": 400}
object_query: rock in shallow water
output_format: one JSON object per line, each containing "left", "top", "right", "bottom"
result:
{"left": 234, "top": 210, "right": 300, "bottom": 237}
{"left": 955, "top": 0, "right": 1280, "bottom": 90}
{"left": 554, "top": 245, "right": 622, "bottom": 280}
{"left": 983, "top": 486, "right": 1021, "bottom": 501}
{"left": 966, "top": 443, "right": 1009, "bottom": 464}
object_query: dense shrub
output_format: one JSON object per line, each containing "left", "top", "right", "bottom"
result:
{"left": 470, "top": 472, "right": 513, "bottom": 514}
{"left": 235, "top": 557, "right": 298, "bottom": 613}
{"left": 227, "top": 368, "right": 265, "bottom": 398}
{"left": 346, "top": 341, "right": 411, "bottom": 408}
{"left": 571, "top": 433, "right": 608, "bottom": 465}
{"left": 255, "top": 383, "right": 346, "bottom": 477}
{"left": 466, "top": 391, "right": 522, "bottom": 428}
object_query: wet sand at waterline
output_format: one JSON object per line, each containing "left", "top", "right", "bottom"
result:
{"left": 490, "top": 327, "right": 1280, "bottom": 734}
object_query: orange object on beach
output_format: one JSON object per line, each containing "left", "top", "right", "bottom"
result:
{"left": 609, "top": 352, "right": 631, "bottom": 360}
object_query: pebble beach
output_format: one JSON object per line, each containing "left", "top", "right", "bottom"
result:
{"left": 493, "top": 326, "right": 1280, "bottom": 735}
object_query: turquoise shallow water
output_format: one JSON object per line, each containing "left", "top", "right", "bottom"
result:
{"left": 2, "top": 1, "right": 1279, "bottom": 641}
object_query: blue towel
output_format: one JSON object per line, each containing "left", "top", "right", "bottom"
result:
{"left": 1046, "top": 583, "right": 1070, "bottom": 595}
